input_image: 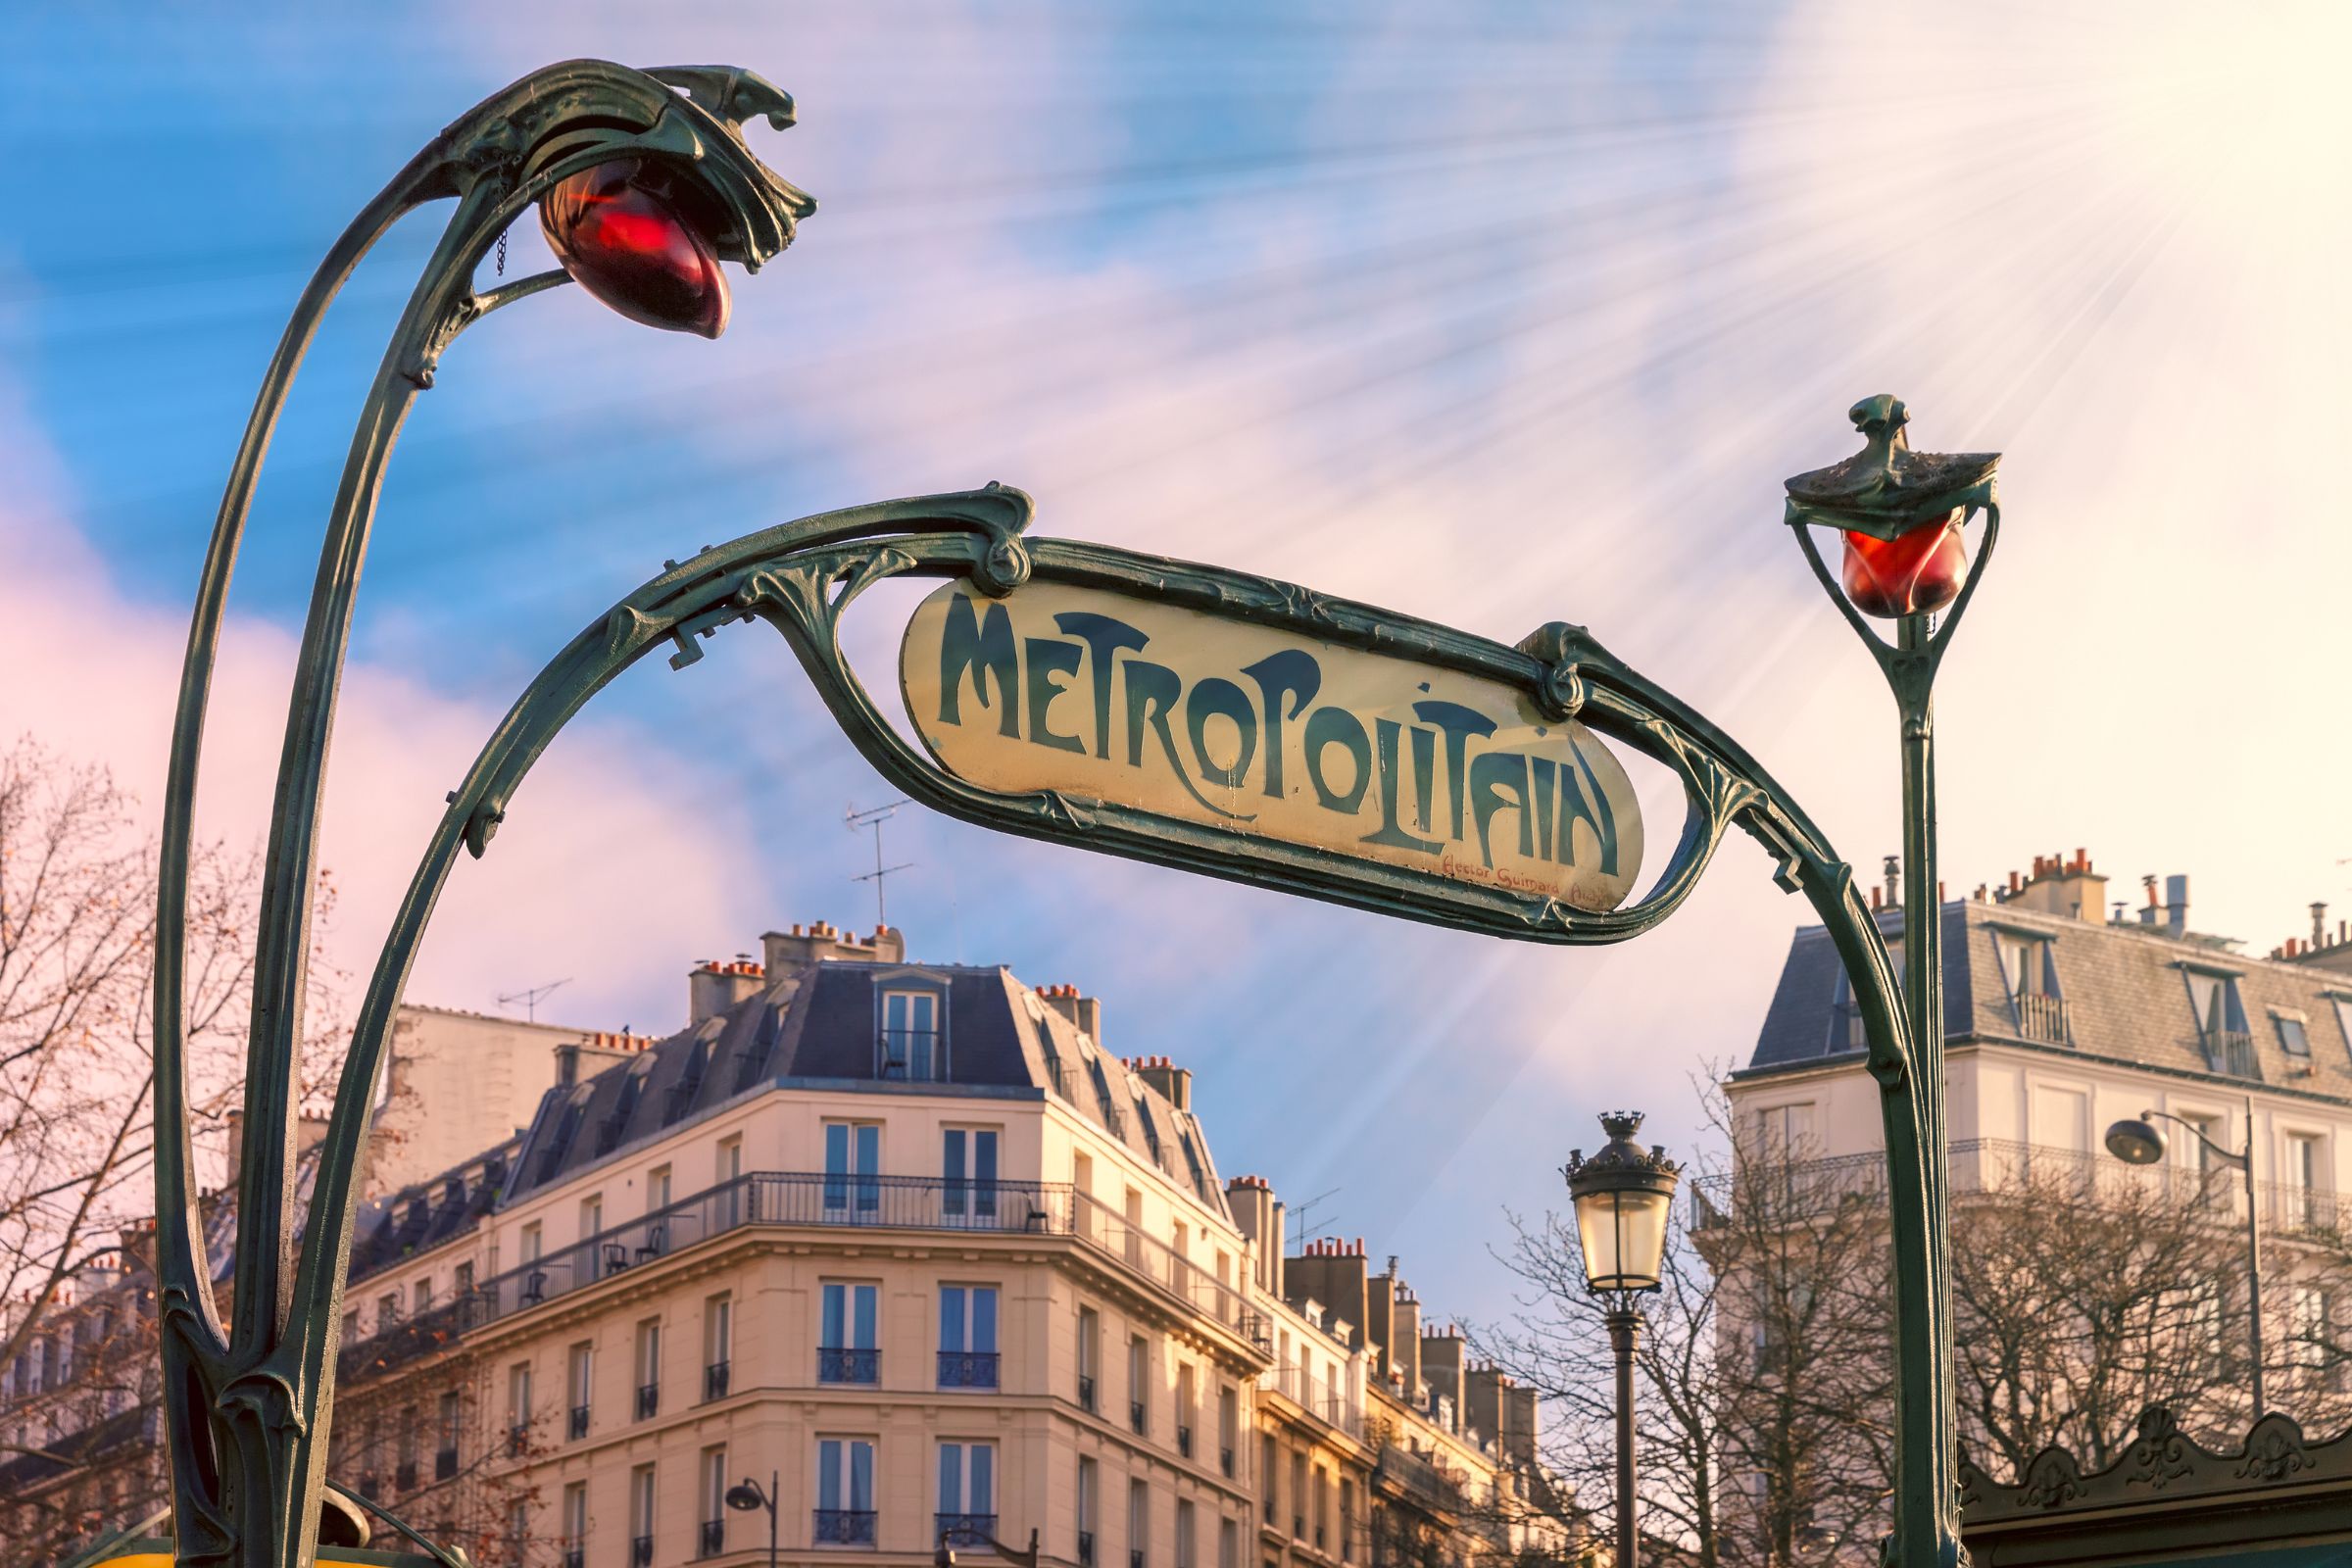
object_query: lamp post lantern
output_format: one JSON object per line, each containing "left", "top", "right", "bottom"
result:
{"left": 725, "top": 1473, "right": 781, "bottom": 1568}
{"left": 2104, "top": 1101, "right": 2267, "bottom": 1417}
{"left": 1565, "top": 1111, "right": 1684, "bottom": 1568}
{"left": 937, "top": 1525, "right": 1042, "bottom": 1568}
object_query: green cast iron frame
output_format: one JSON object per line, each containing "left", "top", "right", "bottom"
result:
{"left": 146, "top": 58, "right": 1992, "bottom": 1568}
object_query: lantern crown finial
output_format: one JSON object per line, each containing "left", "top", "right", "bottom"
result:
{"left": 1599, "top": 1109, "right": 1644, "bottom": 1141}
{"left": 1784, "top": 394, "right": 1999, "bottom": 542}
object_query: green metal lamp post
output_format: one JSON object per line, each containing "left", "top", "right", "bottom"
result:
{"left": 139, "top": 59, "right": 2002, "bottom": 1568}
{"left": 146, "top": 59, "right": 811, "bottom": 1568}
{"left": 1565, "top": 1112, "right": 1684, "bottom": 1568}
{"left": 2105, "top": 1102, "right": 2267, "bottom": 1416}
{"left": 725, "top": 1473, "right": 783, "bottom": 1568}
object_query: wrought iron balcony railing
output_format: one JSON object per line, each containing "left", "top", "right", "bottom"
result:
{"left": 630, "top": 1535, "right": 653, "bottom": 1567}
{"left": 568, "top": 1403, "right": 589, "bottom": 1440}
{"left": 1177, "top": 1424, "right": 1193, "bottom": 1458}
{"left": 394, "top": 1460, "right": 416, "bottom": 1493}
{"left": 820, "top": 1346, "right": 880, "bottom": 1384}
{"left": 1130, "top": 1399, "right": 1148, "bottom": 1434}
{"left": 434, "top": 1446, "right": 458, "bottom": 1481}
{"left": 1078, "top": 1372, "right": 1096, "bottom": 1410}
{"left": 636, "top": 1382, "right": 660, "bottom": 1420}
{"left": 937, "top": 1513, "right": 999, "bottom": 1547}
{"left": 705, "top": 1359, "right": 731, "bottom": 1401}
{"left": 1079, "top": 1531, "right": 1097, "bottom": 1567}
{"left": 344, "top": 1169, "right": 1270, "bottom": 1375}
{"left": 938, "top": 1349, "right": 1001, "bottom": 1389}
{"left": 1691, "top": 1137, "right": 2347, "bottom": 1240}
{"left": 2012, "top": 992, "right": 2070, "bottom": 1045}
{"left": 815, "top": 1509, "right": 879, "bottom": 1545}
{"left": 2204, "top": 1028, "right": 2260, "bottom": 1080}
{"left": 562, "top": 1548, "right": 583, "bottom": 1568}
{"left": 700, "top": 1519, "right": 725, "bottom": 1557}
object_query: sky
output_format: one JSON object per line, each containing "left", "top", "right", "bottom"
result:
{"left": 2, "top": 0, "right": 2349, "bottom": 1330}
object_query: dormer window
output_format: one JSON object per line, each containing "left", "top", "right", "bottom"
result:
{"left": 878, "top": 988, "right": 944, "bottom": 1081}
{"left": 2275, "top": 1008, "right": 2313, "bottom": 1069}
{"left": 2182, "top": 966, "right": 2255, "bottom": 1078}
{"left": 1992, "top": 928, "right": 2068, "bottom": 1045}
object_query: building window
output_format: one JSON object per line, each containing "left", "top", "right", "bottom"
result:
{"left": 634, "top": 1319, "right": 662, "bottom": 1420}
{"left": 1129, "top": 1478, "right": 1149, "bottom": 1568}
{"left": 879, "top": 988, "right": 944, "bottom": 1080}
{"left": 939, "top": 1285, "right": 1001, "bottom": 1388}
{"left": 817, "top": 1437, "right": 878, "bottom": 1544}
{"left": 821, "top": 1282, "right": 881, "bottom": 1383}
{"left": 1077, "top": 1306, "right": 1100, "bottom": 1410}
{"left": 520, "top": 1221, "right": 543, "bottom": 1264}
{"left": 2183, "top": 968, "right": 2254, "bottom": 1076}
{"left": 1291, "top": 1454, "right": 1306, "bottom": 1539}
{"left": 414, "top": 1277, "right": 434, "bottom": 1313}
{"left": 1339, "top": 1480, "right": 1354, "bottom": 1561}
{"left": 455, "top": 1260, "right": 474, "bottom": 1295}
{"left": 938, "top": 1441, "right": 998, "bottom": 1542}
{"left": 567, "top": 1343, "right": 593, "bottom": 1440}
{"left": 825, "top": 1122, "right": 882, "bottom": 1214}
{"left": 1218, "top": 1387, "right": 1237, "bottom": 1477}
{"left": 2293, "top": 1286, "right": 2337, "bottom": 1389}
{"left": 2277, "top": 1009, "right": 2314, "bottom": 1063}
{"left": 1078, "top": 1457, "right": 1099, "bottom": 1567}
{"left": 629, "top": 1464, "right": 657, "bottom": 1567}
{"left": 701, "top": 1446, "right": 729, "bottom": 1558}
{"left": 704, "top": 1294, "right": 733, "bottom": 1401}
{"left": 1261, "top": 1436, "right": 1278, "bottom": 1523}
{"left": 1177, "top": 1499, "right": 1196, "bottom": 1568}
{"left": 436, "top": 1391, "right": 462, "bottom": 1480}
{"left": 376, "top": 1290, "right": 401, "bottom": 1329}
{"left": 944, "top": 1128, "right": 1001, "bottom": 1221}
{"left": 1219, "top": 1517, "right": 1238, "bottom": 1568}
{"left": 1994, "top": 929, "right": 2067, "bottom": 1043}
{"left": 1176, "top": 1362, "right": 1196, "bottom": 1458}
{"left": 649, "top": 1163, "right": 673, "bottom": 1210}
{"left": 2332, "top": 994, "right": 2352, "bottom": 1061}
{"left": 507, "top": 1362, "right": 533, "bottom": 1453}
{"left": 563, "top": 1482, "right": 589, "bottom": 1567}
{"left": 581, "top": 1194, "right": 604, "bottom": 1240}
{"left": 2285, "top": 1133, "right": 2330, "bottom": 1231}
{"left": 1128, "top": 1335, "right": 1150, "bottom": 1434}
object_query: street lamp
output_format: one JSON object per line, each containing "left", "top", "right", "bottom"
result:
{"left": 1565, "top": 1111, "right": 1684, "bottom": 1568}
{"left": 725, "top": 1473, "right": 781, "bottom": 1568}
{"left": 2104, "top": 1101, "right": 2266, "bottom": 1416}
{"left": 146, "top": 59, "right": 813, "bottom": 1568}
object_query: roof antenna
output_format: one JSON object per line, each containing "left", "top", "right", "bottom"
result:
{"left": 497, "top": 978, "right": 570, "bottom": 1023}
{"left": 847, "top": 799, "right": 915, "bottom": 927}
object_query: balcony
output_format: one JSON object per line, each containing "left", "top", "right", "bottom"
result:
{"left": 434, "top": 1446, "right": 458, "bottom": 1481}
{"left": 2012, "top": 992, "right": 2070, "bottom": 1045}
{"left": 1177, "top": 1425, "right": 1193, "bottom": 1459}
{"left": 636, "top": 1382, "right": 660, "bottom": 1420}
{"left": 563, "top": 1549, "right": 583, "bottom": 1568}
{"left": 506, "top": 1422, "right": 528, "bottom": 1456}
{"left": 568, "top": 1403, "right": 589, "bottom": 1440}
{"left": 937, "top": 1513, "right": 999, "bottom": 1547}
{"left": 1132, "top": 1552, "right": 1147, "bottom": 1568}
{"left": 939, "top": 1350, "right": 1001, "bottom": 1389}
{"left": 1690, "top": 1138, "right": 2346, "bottom": 1240}
{"left": 816, "top": 1510, "right": 879, "bottom": 1545}
{"left": 1078, "top": 1373, "right": 1096, "bottom": 1411}
{"left": 1221, "top": 1446, "right": 1235, "bottom": 1478}
{"left": 705, "top": 1359, "right": 731, "bottom": 1401}
{"left": 1079, "top": 1532, "right": 1097, "bottom": 1568}
{"left": 2204, "top": 1028, "right": 2260, "bottom": 1080}
{"left": 395, "top": 1460, "right": 417, "bottom": 1493}
{"left": 700, "top": 1520, "right": 725, "bottom": 1558}
{"left": 1131, "top": 1400, "right": 1148, "bottom": 1435}
{"left": 820, "top": 1347, "right": 881, "bottom": 1385}
{"left": 342, "top": 1169, "right": 1266, "bottom": 1380}
{"left": 631, "top": 1536, "right": 654, "bottom": 1568}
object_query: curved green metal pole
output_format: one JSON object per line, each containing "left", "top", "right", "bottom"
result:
{"left": 149, "top": 59, "right": 811, "bottom": 1568}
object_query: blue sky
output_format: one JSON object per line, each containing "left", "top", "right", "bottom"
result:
{"left": 5, "top": 1, "right": 2349, "bottom": 1328}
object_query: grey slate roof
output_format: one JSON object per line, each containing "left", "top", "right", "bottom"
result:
{"left": 1744, "top": 900, "right": 2352, "bottom": 1100}
{"left": 499, "top": 958, "right": 1229, "bottom": 1216}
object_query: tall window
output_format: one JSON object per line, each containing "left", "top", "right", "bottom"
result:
{"left": 716, "top": 1136, "right": 744, "bottom": 1225}
{"left": 1128, "top": 1336, "right": 1150, "bottom": 1434}
{"left": 940, "top": 1285, "right": 1001, "bottom": 1388}
{"left": 1176, "top": 1499, "right": 1196, "bottom": 1568}
{"left": 563, "top": 1482, "right": 588, "bottom": 1559}
{"left": 580, "top": 1194, "right": 603, "bottom": 1239}
{"left": 1077, "top": 1306, "right": 1100, "bottom": 1410}
{"left": 818, "top": 1438, "right": 878, "bottom": 1543}
{"left": 700, "top": 1446, "right": 729, "bottom": 1556}
{"left": 1994, "top": 930, "right": 2066, "bottom": 1042}
{"left": 1260, "top": 1435, "right": 1278, "bottom": 1523}
{"left": 2332, "top": 994, "right": 2352, "bottom": 1061}
{"left": 634, "top": 1319, "right": 662, "bottom": 1420}
{"left": 704, "top": 1294, "right": 733, "bottom": 1401}
{"left": 1129, "top": 1479, "right": 1149, "bottom": 1568}
{"left": 520, "top": 1222, "right": 542, "bottom": 1264}
{"left": 2287, "top": 1132, "right": 2328, "bottom": 1229}
{"left": 2293, "top": 1286, "right": 2336, "bottom": 1389}
{"left": 1339, "top": 1480, "right": 1354, "bottom": 1561}
{"left": 2277, "top": 1010, "right": 2314, "bottom": 1063}
{"left": 821, "top": 1282, "right": 880, "bottom": 1384}
{"left": 939, "top": 1441, "right": 997, "bottom": 1536}
{"left": 566, "top": 1343, "right": 593, "bottom": 1439}
{"left": 880, "top": 989, "right": 943, "bottom": 1080}
{"left": 1176, "top": 1362, "right": 1196, "bottom": 1456}
{"left": 507, "top": 1362, "right": 533, "bottom": 1449}
{"left": 825, "top": 1122, "right": 883, "bottom": 1215}
{"left": 1219, "top": 1518, "right": 1237, "bottom": 1568}
{"left": 1218, "top": 1387, "right": 1237, "bottom": 1476}
{"left": 1290, "top": 1454, "right": 1306, "bottom": 1537}
{"left": 649, "top": 1164, "right": 673, "bottom": 1212}
{"left": 436, "top": 1391, "right": 462, "bottom": 1477}
{"left": 1078, "top": 1457, "right": 1099, "bottom": 1566}
{"left": 943, "top": 1128, "right": 1001, "bottom": 1221}
{"left": 629, "top": 1465, "right": 656, "bottom": 1566}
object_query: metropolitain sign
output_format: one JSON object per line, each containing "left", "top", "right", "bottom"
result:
{"left": 900, "top": 580, "right": 1643, "bottom": 912}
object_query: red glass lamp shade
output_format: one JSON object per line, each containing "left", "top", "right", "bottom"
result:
{"left": 539, "top": 159, "right": 730, "bottom": 338}
{"left": 1840, "top": 509, "right": 1966, "bottom": 619}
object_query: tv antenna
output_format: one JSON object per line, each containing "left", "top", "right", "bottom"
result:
{"left": 498, "top": 978, "right": 571, "bottom": 1023}
{"left": 1287, "top": 1186, "right": 1344, "bottom": 1247}
{"left": 847, "top": 799, "right": 916, "bottom": 926}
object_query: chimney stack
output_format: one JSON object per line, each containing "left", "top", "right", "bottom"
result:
{"left": 2166, "top": 874, "right": 2189, "bottom": 938}
{"left": 1040, "top": 984, "right": 1105, "bottom": 1047}
{"left": 1226, "top": 1175, "right": 1286, "bottom": 1297}
{"left": 689, "top": 956, "right": 765, "bottom": 1025}
{"left": 2315, "top": 903, "right": 2330, "bottom": 951}
{"left": 1135, "top": 1055, "right": 1191, "bottom": 1111}
{"left": 2009, "top": 849, "right": 2107, "bottom": 921}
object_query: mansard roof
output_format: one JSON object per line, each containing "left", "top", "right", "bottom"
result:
{"left": 499, "top": 957, "right": 1228, "bottom": 1215}
{"left": 1744, "top": 899, "right": 2352, "bottom": 1100}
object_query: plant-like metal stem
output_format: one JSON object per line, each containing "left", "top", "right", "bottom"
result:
{"left": 1606, "top": 1305, "right": 1642, "bottom": 1568}
{"left": 2140, "top": 1103, "right": 2266, "bottom": 1415}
